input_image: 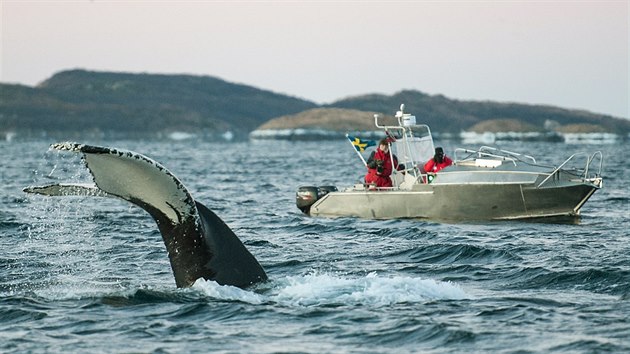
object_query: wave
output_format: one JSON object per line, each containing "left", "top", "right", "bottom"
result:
{"left": 604, "top": 196, "right": 630, "bottom": 203}
{"left": 506, "top": 267, "right": 630, "bottom": 296}
{"left": 0, "top": 307, "right": 48, "bottom": 325}
{"left": 385, "top": 243, "right": 522, "bottom": 265}
{"left": 0, "top": 220, "right": 28, "bottom": 231}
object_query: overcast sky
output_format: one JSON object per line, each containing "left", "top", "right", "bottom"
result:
{"left": 1, "top": 1, "right": 628, "bottom": 118}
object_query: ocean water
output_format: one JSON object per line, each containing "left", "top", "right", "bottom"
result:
{"left": 0, "top": 139, "right": 628, "bottom": 353}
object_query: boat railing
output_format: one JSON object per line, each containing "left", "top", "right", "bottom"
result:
{"left": 585, "top": 151, "right": 603, "bottom": 179}
{"left": 478, "top": 146, "right": 537, "bottom": 164}
{"left": 537, "top": 151, "right": 603, "bottom": 188}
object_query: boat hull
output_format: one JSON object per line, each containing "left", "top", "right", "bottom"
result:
{"left": 308, "top": 182, "right": 600, "bottom": 221}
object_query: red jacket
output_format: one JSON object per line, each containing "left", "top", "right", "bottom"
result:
{"left": 424, "top": 156, "right": 453, "bottom": 173}
{"left": 365, "top": 148, "right": 395, "bottom": 188}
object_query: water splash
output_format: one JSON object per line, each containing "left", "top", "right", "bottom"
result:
{"left": 193, "top": 271, "right": 469, "bottom": 307}
{"left": 192, "top": 279, "right": 266, "bottom": 304}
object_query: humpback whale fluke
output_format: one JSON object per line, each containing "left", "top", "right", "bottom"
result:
{"left": 24, "top": 142, "right": 268, "bottom": 289}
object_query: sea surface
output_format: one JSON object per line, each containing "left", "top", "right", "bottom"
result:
{"left": 1, "top": 139, "right": 628, "bottom": 353}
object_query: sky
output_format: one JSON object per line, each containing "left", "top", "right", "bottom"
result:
{"left": 1, "top": 0, "right": 628, "bottom": 118}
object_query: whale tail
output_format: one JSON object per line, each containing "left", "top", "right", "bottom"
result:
{"left": 24, "top": 142, "right": 267, "bottom": 288}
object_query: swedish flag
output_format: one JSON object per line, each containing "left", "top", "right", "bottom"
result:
{"left": 347, "top": 135, "right": 376, "bottom": 152}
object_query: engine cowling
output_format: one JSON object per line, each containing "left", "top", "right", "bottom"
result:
{"left": 296, "top": 185, "right": 337, "bottom": 214}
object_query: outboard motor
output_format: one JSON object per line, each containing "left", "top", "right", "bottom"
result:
{"left": 296, "top": 186, "right": 318, "bottom": 214}
{"left": 296, "top": 185, "right": 337, "bottom": 214}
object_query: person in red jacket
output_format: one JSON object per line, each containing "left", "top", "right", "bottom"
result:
{"left": 365, "top": 138, "right": 396, "bottom": 188}
{"left": 424, "top": 147, "right": 453, "bottom": 174}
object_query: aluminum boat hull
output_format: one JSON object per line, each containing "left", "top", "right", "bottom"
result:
{"left": 308, "top": 181, "right": 600, "bottom": 221}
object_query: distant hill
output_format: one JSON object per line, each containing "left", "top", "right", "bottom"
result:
{"left": 256, "top": 108, "right": 398, "bottom": 131}
{"left": 250, "top": 108, "right": 403, "bottom": 140}
{"left": 1, "top": 70, "right": 629, "bottom": 140}
{"left": 325, "top": 90, "right": 630, "bottom": 134}
{"left": 253, "top": 92, "right": 630, "bottom": 141}
{"left": 0, "top": 70, "right": 317, "bottom": 139}
{"left": 467, "top": 119, "right": 543, "bottom": 133}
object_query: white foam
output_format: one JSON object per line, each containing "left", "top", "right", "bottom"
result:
{"left": 192, "top": 278, "right": 265, "bottom": 304}
{"left": 193, "top": 272, "right": 470, "bottom": 307}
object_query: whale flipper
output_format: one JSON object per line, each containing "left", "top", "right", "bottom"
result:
{"left": 24, "top": 142, "right": 267, "bottom": 288}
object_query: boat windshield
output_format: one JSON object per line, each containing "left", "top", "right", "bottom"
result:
{"left": 391, "top": 127, "right": 434, "bottom": 170}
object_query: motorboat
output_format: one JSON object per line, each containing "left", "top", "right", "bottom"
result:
{"left": 296, "top": 104, "right": 603, "bottom": 221}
